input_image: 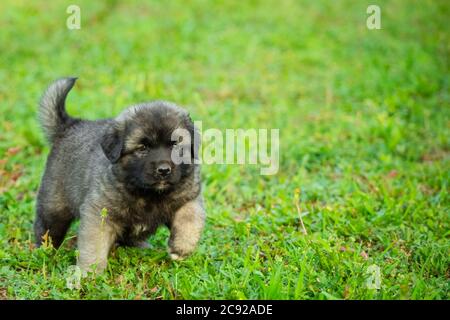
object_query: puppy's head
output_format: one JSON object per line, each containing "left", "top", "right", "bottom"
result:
{"left": 100, "top": 101, "right": 198, "bottom": 194}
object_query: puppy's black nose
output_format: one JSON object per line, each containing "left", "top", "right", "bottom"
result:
{"left": 156, "top": 163, "right": 171, "bottom": 177}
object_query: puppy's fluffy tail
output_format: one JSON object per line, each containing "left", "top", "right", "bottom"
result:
{"left": 38, "top": 77, "right": 79, "bottom": 143}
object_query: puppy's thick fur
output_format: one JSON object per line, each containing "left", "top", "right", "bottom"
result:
{"left": 34, "top": 78, "right": 205, "bottom": 272}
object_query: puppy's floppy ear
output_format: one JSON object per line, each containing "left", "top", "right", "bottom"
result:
{"left": 101, "top": 124, "right": 124, "bottom": 163}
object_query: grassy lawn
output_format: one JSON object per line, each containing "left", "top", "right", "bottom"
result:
{"left": 0, "top": 0, "right": 448, "bottom": 299}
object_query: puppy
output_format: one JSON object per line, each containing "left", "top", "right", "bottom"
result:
{"left": 34, "top": 77, "right": 205, "bottom": 272}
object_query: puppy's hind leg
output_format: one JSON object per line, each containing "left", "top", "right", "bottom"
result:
{"left": 34, "top": 206, "right": 74, "bottom": 248}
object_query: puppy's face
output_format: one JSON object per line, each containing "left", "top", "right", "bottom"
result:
{"left": 101, "top": 102, "right": 197, "bottom": 194}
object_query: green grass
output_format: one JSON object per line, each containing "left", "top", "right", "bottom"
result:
{"left": 0, "top": 0, "right": 449, "bottom": 299}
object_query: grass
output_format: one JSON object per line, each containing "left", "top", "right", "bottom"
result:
{"left": 0, "top": 0, "right": 449, "bottom": 299}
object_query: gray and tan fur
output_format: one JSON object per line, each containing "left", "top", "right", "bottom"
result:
{"left": 35, "top": 77, "right": 205, "bottom": 273}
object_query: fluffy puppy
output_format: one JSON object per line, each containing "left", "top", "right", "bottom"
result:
{"left": 34, "top": 77, "right": 205, "bottom": 272}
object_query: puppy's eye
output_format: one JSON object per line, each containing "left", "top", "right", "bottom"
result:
{"left": 170, "top": 140, "right": 178, "bottom": 147}
{"left": 136, "top": 145, "right": 148, "bottom": 152}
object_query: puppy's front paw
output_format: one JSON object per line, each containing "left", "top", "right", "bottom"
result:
{"left": 168, "top": 247, "right": 189, "bottom": 261}
{"left": 169, "top": 252, "right": 183, "bottom": 261}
